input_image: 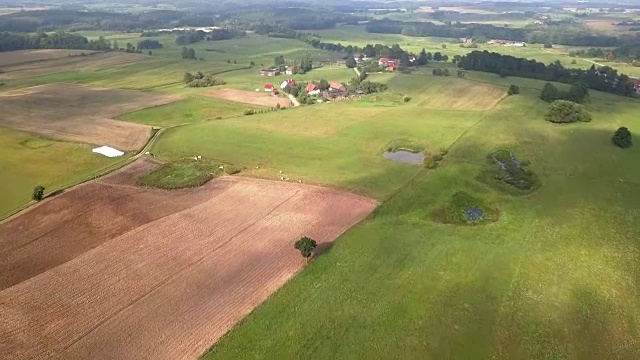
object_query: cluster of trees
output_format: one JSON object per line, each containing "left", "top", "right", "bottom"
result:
{"left": 544, "top": 100, "right": 592, "bottom": 123}
{"left": 432, "top": 68, "right": 451, "bottom": 76}
{"left": 364, "top": 19, "right": 621, "bottom": 47}
{"left": 137, "top": 39, "right": 163, "bottom": 50}
{"left": 570, "top": 38, "right": 640, "bottom": 62}
{"left": 183, "top": 72, "right": 225, "bottom": 87}
{"left": 508, "top": 85, "right": 521, "bottom": 95}
{"left": 181, "top": 46, "right": 197, "bottom": 60}
{"left": 347, "top": 73, "right": 388, "bottom": 95}
{"left": 458, "top": 51, "right": 638, "bottom": 97}
{"left": 540, "top": 83, "right": 589, "bottom": 103}
{"left": 274, "top": 54, "right": 312, "bottom": 74}
{"left": 0, "top": 31, "right": 111, "bottom": 52}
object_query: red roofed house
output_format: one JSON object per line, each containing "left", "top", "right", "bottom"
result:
{"left": 264, "top": 84, "right": 274, "bottom": 92}
{"left": 329, "top": 82, "right": 346, "bottom": 92}
{"left": 353, "top": 53, "right": 364, "bottom": 63}
{"left": 378, "top": 57, "right": 398, "bottom": 71}
{"left": 285, "top": 65, "right": 295, "bottom": 75}
{"left": 306, "top": 83, "right": 320, "bottom": 95}
{"left": 634, "top": 80, "right": 640, "bottom": 94}
{"left": 280, "top": 78, "right": 296, "bottom": 89}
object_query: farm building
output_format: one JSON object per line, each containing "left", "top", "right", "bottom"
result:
{"left": 378, "top": 58, "right": 398, "bottom": 71}
{"left": 329, "top": 82, "right": 346, "bottom": 93}
{"left": 280, "top": 79, "right": 296, "bottom": 89}
{"left": 306, "top": 83, "right": 320, "bottom": 95}
{"left": 260, "top": 68, "right": 280, "bottom": 76}
{"left": 264, "top": 84, "right": 274, "bottom": 92}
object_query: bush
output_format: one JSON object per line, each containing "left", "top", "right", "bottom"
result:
{"left": 545, "top": 100, "right": 592, "bottom": 123}
{"left": 507, "top": 84, "right": 520, "bottom": 95}
{"left": 540, "top": 83, "right": 559, "bottom": 102}
{"left": 244, "top": 109, "right": 255, "bottom": 115}
{"left": 137, "top": 160, "right": 218, "bottom": 190}
{"left": 403, "top": 96, "right": 412, "bottom": 102}
{"left": 479, "top": 149, "right": 538, "bottom": 194}
{"left": 439, "top": 146, "right": 448, "bottom": 156}
{"left": 431, "top": 191, "right": 499, "bottom": 225}
{"left": 32, "top": 185, "right": 45, "bottom": 201}
{"left": 612, "top": 127, "right": 632, "bottom": 148}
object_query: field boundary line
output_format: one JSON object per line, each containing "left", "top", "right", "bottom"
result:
{"left": 0, "top": 122, "right": 189, "bottom": 224}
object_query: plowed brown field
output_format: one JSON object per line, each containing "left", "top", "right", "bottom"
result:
{"left": 0, "top": 159, "right": 377, "bottom": 360}
{"left": 205, "top": 88, "right": 292, "bottom": 108}
{"left": 0, "top": 84, "right": 179, "bottom": 150}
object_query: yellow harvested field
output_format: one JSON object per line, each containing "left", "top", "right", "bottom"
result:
{"left": 0, "top": 51, "right": 149, "bottom": 79}
{"left": 419, "top": 80, "right": 506, "bottom": 111}
{"left": 0, "top": 84, "right": 180, "bottom": 150}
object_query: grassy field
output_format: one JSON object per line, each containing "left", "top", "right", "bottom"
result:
{"left": 2, "top": 29, "right": 640, "bottom": 358}
{"left": 0, "top": 127, "right": 124, "bottom": 218}
{"left": 200, "top": 73, "right": 640, "bottom": 359}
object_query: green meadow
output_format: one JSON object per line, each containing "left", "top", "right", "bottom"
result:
{"left": 196, "top": 71, "right": 640, "bottom": 359}
{"left": 0, "top": 127, "right": 123, "bottom": 217}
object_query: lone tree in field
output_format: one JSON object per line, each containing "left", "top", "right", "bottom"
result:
{"left": 507, "top": 84, "right": 520, "bottom": 95}
{"left": 612, "top": 127, "right": 632, "bottom": 148}
{"left": 294, "top": 236, "right": 317, "bottom": 263}
{"left": 545, "top": 100, "right": 592, "bottom": 123}
{"left": 32, "top": 186, "right": 45, "bottom": 201}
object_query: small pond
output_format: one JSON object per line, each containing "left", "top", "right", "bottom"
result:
{"left": 382, "top": 150, "right": 425, "bottom": 165}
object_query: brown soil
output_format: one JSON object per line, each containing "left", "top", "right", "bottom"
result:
{"left": 0, "top": 51, "right": 148, "bottom": 79}
{"left": 205, "top": 88, "right": 292, "bottom": 108}
{"left": 0, "top": 49, "right": 98, "bottom": 67}
{"left": 0, "top": 84, "right": 179, "bottom": 150}
{"left": 0, "top": 159, "right": 377, "bottom": 360}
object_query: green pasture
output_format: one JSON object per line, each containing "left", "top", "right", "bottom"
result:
{"left": 202, "top": 74, "right": 640, "bottom": 359}
{"left": 0, "top": 127, "right": 123, "bottom": 218}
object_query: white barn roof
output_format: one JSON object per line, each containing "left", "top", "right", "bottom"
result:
{"left": 92, "top": 146, "right": 124, "bottom": 158}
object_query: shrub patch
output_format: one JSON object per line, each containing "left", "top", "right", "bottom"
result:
{"left": 432, "top": 191, "right": 499, "bottom": 225}
{"left": 137, "top": 159, "right": 224, "bottom": 190}
{"left": 478, "top": 149, "right": 539, "bottom": 195}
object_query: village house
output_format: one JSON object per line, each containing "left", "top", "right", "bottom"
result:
{"left": 304, "top": 83, "right": 320, "bottom": 95}
{"left": 280, "top": 78, "right": 296, "bottom": 90}
{"left": 378, "top": 57, "right": 398, "bottom": 71}
{"left": 329, "top": 82, "right": 346, "bottom": 93}
{"left": 260, "top": 68, "right": 280, "bottom": 77}
{"left": 635, "top": 80, "right": 640, "bottom": 94}
{"left": 460, "top": 37, "right": 473, "bottom": 44}
{"left": 264, "top": 84, "right": 275, "bottom": 92}
{"left": 305, "top": 83, "right": 320, "bottom": 95}
{"left": 285, "top": 65, "right": 295, "bottom": 75}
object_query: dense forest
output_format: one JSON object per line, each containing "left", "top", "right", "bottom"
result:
{"left": 458, "top": 50, "right": 637, "bottom": 97}
{"left": 365, "top": 20, "right": 620, "bottom": 47}
{"left": 0, "top": 31, "right": 111, "bottom": 52}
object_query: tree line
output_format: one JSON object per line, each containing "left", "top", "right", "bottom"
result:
{"left": 458, "top": 50, "right": 637, "bottom": 97}
{"left": 0, "top": 31, "right": 111, "bottom": 52}
{"left": 364, "top": 19, "right": 620, "bottom": 47}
